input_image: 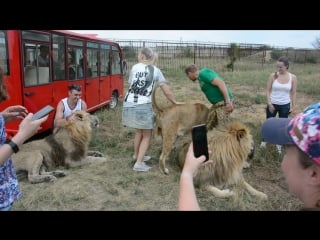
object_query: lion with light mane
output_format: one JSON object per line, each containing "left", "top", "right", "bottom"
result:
{"left": 177, "top": 121, "right": 267, "bottom": 199}
{"left": 12, "top": 110, "right": 107, "bottom": 184}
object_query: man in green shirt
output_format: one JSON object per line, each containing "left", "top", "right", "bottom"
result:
{"left": 185, "top": 64, "right": 234, "bottom": 129}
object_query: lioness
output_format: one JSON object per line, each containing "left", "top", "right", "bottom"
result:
{"left": 152, "top": 85, "right": 209, "bottom": 175}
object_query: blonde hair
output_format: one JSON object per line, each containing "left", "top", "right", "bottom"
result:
{"left": 139, "top": 47, "right": 157, "bottom": 65}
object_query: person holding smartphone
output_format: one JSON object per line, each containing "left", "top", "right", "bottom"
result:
{"left": 0, "top": 66, "right": 48, "bottom": 211}
{"left": 178, "top": 142, "right": 212, "bottom": 211}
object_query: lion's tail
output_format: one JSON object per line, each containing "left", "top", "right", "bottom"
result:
{"left": 152, "top": 84, "right": 163, "bottom": 114}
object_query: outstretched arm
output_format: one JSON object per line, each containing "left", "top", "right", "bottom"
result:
{"left": 160, "top": 83, "right": 177, "bottom": 104}
{"left": 290, "top": 74, "right": 297, "bottom": 114}
{"left": 1, "top": 113, "right": 48, "bottom": 165}
{"left": 54, "top": 101, "right": 66, "bottom": 127}
{"left": 178, "top": 143, "right": 211, "bottom": 211}
{"left": 211, "top": 78, "right": 233, "bottom": 113}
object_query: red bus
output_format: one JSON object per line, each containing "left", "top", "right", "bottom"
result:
{"left": 0, "top": 30, "right": 125, "bottom": 138}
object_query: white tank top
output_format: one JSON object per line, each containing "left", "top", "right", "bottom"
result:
{"left": 61, "top": 98, "right": 82, "bottom": 119}
{"left": 270, "top": 73, "right": 292, "bottom": 105}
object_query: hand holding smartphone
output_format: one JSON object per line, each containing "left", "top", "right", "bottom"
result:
{"left": 191, "top": 124, "right": 209, "bottom": 161}
{"left": 31, "top": 105, "right": 55, "bottom": 121}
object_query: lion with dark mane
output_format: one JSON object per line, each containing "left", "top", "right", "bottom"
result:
{"left": 12, "top": 110, "right": 107, "bottom": 184}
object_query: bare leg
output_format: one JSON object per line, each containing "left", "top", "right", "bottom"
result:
{"left": 135, "top": 129, "right": 152, "bottom": 164}
{"left": 133, "top": 129, "right": 143, "bottom": 161}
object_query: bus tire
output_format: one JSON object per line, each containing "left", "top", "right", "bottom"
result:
{"left": 109, "top": 92, "right": 118, "bottom": 109}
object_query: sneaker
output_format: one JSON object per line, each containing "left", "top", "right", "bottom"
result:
{"left": 143, "top": 156, "right": 152, "bottom": 162}
{"left": 260, "top": 142, "right": 266, "bottom": 148}
{"left": 132, "top": 155, "right": 152, "bottom": 162}
{"left": 276, "top": 145, "right": 282, "bottom": 154}
{"left": 133, "top": 162, "right": 152, "bottom": 172}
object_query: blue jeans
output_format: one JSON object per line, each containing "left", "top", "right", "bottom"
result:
{"left": 262, "top": 103, "right": 290, "bottom": 143}
{"left": 266, "top": 103, "right": 291, "bottom": 119}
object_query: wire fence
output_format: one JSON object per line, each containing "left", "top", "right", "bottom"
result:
{"left": 117, "top": 39, "right": 320, "bottom": 73}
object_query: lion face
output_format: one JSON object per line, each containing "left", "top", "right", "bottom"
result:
{"left": 70, "top": 111, "right": 99, "bottom": 129}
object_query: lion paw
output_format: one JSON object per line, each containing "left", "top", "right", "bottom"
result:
{"left": 87, "top": 151, "right": 105, "bottom": 157}
{"left": 52, "top": 170, "right": 66, "bottom": 178}
{"left": 221, "top": 189, "right": 234, "bottom": 197}
{"left": 205, "top": 185, "right": 234, "bottom": 198}
{"left": 47, "top": 175, "right": 57, "bottom": 182}
{"left": 258, "top": 192, "right": 268, "bottom": 200}
{"left": 160, "top": 167, "right": 169, "bottom": 175}
{"left": 243, "top": 161, "right": 251, "bottom": 168}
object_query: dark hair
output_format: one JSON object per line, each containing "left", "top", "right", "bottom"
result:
{"left": 68, "top": 84, "right": 81, "bottom": 91}
{"left": 0, "top": 66, "right": 8, "bottom": 102}
{"left": 278, "top": 56, "right": 289, "bottom": 70}
{"left": 185, "top": 64, "right": 198, "bottom": 74}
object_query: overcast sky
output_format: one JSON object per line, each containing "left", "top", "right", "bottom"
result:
{"left": 70, "top": 30, "right": 320, "bottom": 49}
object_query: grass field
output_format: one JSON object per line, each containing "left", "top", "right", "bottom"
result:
{"left": 13, "top": 59, "right": 320, "bottom": 211}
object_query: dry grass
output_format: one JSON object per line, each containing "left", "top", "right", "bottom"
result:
{"left": 13, "top": 60, "right": 319, "bottom": 211}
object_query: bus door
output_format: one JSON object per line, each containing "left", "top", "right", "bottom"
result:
{"left": 22, "top": 31, "right": 54, "bottom": 130}
{"left": 85, "top": 42, "right": 100, "bottom": 110}
{"left": 99, "top": 43, "right": 111, "bottom": 105}
{"left": 110, "top": 45, "right": 124, "bottom": 100}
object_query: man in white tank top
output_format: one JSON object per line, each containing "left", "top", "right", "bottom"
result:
{"left": 54, "top": 84, "right": 87, "bottom": 127}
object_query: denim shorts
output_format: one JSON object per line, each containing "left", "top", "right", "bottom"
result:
{"left": 122, "top": 103, "right": 154, "bottom": 129}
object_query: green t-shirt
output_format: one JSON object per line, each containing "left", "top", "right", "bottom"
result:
{"left": 198, "top": 68, "right": 233, "bottom": 104}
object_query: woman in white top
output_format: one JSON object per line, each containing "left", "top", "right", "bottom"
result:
{"left": 260, "top": 56, "right": 297, "bottom": 152}
{"left": 122, "top": 48, "right": 178, "bottom": 172}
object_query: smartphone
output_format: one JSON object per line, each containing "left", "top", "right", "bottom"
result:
{"left": 31, "top": 105, "right": 55, "bottom": 121}
{"left": 192, "top": 124, "right": 209, "bottom": 161}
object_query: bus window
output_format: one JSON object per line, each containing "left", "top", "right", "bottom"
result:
{"left": 23, "top": 43, "right": 50, "bottom": 86}
{"left": 87, "top": 48, "right": 98, "bottom": 77}
{"left": 53, "top": 34, "right": 66, "bottom": 80}
{"left": 68, "top": 47, "right": 83, "bottom": 80}
{"left": 67, "top": 39, "right": 84, "bottom": 80}
{"left": 0, "top": 31, "right": 9, "bottom": 75}
{"left": 68, "top": 51, "right": 76, "bottom": 80}
{"left": 36, "top": 45, "right": 49, "bottom": 67}
{"left": 111, "top": 46, "right": 121, "bottom": 75}
{"left": 78, "top": 58, "right": 84, "bottom": 79}
{"left": 100, "top": 43, "right": 110, "bottom": 76}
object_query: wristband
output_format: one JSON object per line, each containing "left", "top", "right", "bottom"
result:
{"left": 4, "top": 139, "right": 19, "bottom": 153}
